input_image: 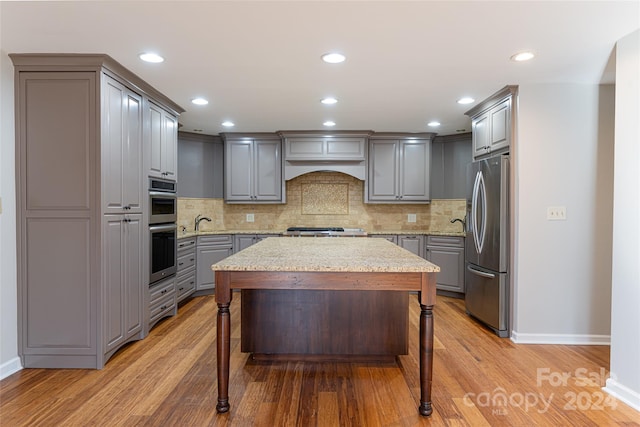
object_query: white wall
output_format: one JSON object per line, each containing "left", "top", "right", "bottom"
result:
{"left": 513, "top": 83, "right": 615, "bottom": 343}
{"left": 0, "top": 10, "right": 21, "bottom": 376}
{"left": 605, "top": 29, "right": 640, "bottom": 411}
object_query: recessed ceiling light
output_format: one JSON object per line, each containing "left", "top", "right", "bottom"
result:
{"left": 139, "top": 52, "right": 164, "bottom": 63}
{"left": 191, "top": 98, "right": 209, "bottom": 106}
{"left": 321, "top": 97, "right": 338, "bottom": 105}
{"left": 427, "top": 121, "right": 441, "bottom": 127}
{"left": 511, "top": 51, "right": 535, "bottom": 62}
{"left": 323, "top": 121, "right": 336, "bottom": 127}
{"left": 457, "top": 97, "right": 475, "bottom": 105}
{"left": 221, "top": 121, "right": 235, "bottom": 127}
{"left": 321, "top": 53, "right": 346, "bottom": 64}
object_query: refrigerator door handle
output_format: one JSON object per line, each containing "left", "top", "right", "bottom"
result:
{"left": 471, "top": 170, "right": 486, "bottom": 254}
{"left": 478, "top": 171, "right": 487, "bottom": 253}
{"left": 467, "top": 265, "right": 496, "bottom": 279}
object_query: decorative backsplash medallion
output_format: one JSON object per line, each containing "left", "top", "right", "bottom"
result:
{"left": 301, "top": 183, "right": 349, "bottom": 215}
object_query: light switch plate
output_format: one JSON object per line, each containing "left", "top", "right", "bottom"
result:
{"left": 408, "top": 214, "right": 416, "bottom": 223}
{"left": 246, "top": 213, "right": 255, "bottom": 223}
{"left": 547, "top": 206, "right": 566, "bottom": 220}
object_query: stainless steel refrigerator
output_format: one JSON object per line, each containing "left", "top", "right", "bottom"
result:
{"left": 465, "top": 155, "right": 510, "bottom": 337}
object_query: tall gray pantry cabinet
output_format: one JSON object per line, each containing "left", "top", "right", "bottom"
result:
{"left": 11, "top": 54, "right": 183, "bottom": 369}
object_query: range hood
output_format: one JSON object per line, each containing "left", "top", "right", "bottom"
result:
{"left": 279, "top": 130, "right": 372, "bottom": 181}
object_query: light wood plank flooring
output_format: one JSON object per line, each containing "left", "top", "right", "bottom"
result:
{"left": 1, "top": 293, "right": 638, "bottom": 426}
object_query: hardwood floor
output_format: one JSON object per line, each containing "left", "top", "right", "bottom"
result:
{"left": 1, "top": 293, "right": 638, "bottom": 426}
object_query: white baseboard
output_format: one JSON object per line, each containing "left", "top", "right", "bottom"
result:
{"left": 0, "top": 356, "right": 22, "bottom": 380}
{"left": 604, "top": 378, "right": 640, "bottom": 412}
{"left": 510, "top": 331, "right": 611, "bottom": 345}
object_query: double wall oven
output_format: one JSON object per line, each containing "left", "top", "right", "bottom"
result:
{"left": 149, "top": 178, "right": 177, "bottom": 284}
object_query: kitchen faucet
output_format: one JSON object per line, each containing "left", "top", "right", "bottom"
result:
{"left": 450, "top": 217, "right": 465, "bottom": 231}
{"left": 195, "top": 214, "right": 212, "bottom": 231}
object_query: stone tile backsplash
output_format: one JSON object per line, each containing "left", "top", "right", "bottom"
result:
{"left": 177, "top": 172, "right": 466, "bottom": 234}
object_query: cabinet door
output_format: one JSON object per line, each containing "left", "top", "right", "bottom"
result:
{"left": 103, "top": 77, "right": 142, "bottom": 213}
{"left": 489, "top": 97, "right": 511, "bottom": 153}
{"left": 368, "top": 140, "right": 399, "bottom": 201}
{"left": 398, "top": 235, "right": 424, "bottom": 257}
{"left": 225, "top": 140, "right": 254, "bottom": 201}
{"left": 123, "top": 214, "right": 142, "bottom": 336}
{"left": 426, "top": 246, "right": 465, "bottom": 293}
{"left": 103, "top": 217, "right": 125, "bottom": 352}
{"left": 148, "top": 103, "right": 177, "bottom": 179}
{"left": 399, "top": 140, "right": 430, "bottom": 201}
{"left": 148, "top": 103, "right": 163, "bottom": 178}
{"left": 234, "top": 235, "right": 257, "bottom": 253}
{"left": 103, "top": 215, "right": 143, "bottom": 352}
{"left": 254, "top": 140, "right": 281, "bottom": 201}
{"left": 162, "top": 112, "right": 178, "bottom": 179}
{"left": 196, "top": 246, "right": 233, "bottom": 290}
{"left": 472, "top": 113, "right": 490, "bottom": 158}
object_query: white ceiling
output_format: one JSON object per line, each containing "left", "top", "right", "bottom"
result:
{"left": 2, "top": 1, "right": 638, "bottom": 136}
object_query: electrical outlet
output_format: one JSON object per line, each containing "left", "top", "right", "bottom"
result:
{"left": 246, "top": 213, "right": 255, "bottom": 223}
{"left": 408, "top": 214, "right": 416, "bottom": 223}
{"left": 546, "top": 206, "right": 566, "bottom": 220}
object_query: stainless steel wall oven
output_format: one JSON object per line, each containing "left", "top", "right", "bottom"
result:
{"left": 149, "top": 178, "right": 177, "bottom": 284}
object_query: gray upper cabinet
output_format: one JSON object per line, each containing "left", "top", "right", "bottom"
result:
{"left": 222, "top": 133, "right": 284, "bottom": 203}
{"left": 431, "top": 133, "right": 472, "bottom": 199}
{"left": 367, "top": 133, "right": 435, "bottom": 203}
{"left": 284, "top": 136, "right": 366, "bottom": 160}
{"left": 177, "top": 132, "right": 223, "bottom": 198}
{"left": 466, "top": 86, "right": 517, "bottom": 159}
{"left": 11, "top": 54, "right": 183, "bottom": 369}
{"left": 148, "top": 101, "right": 178, "bottom": 180}
{"left": 102, "top": 75, "right": 143, "bottom": 214}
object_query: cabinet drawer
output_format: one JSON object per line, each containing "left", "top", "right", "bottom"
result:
{"left": 177, "top": 238, "right": 196, "bottom": 252}
{"left": 426, "top": 235, "right": 464, "bottom": 248}
{"left": 177, "top": 251, "right": 196, "bottom": 272}
{"left": 150, "top": 277, "right": 175, "bottom": 304}
{"left": 176, "top": 271, "right": 196, "bottom": 300}
{"left": 149, "top": 292, "right": 175, "bottom": 324}
{"left": 197, "top": 234, "right": 233, "bottom": 246}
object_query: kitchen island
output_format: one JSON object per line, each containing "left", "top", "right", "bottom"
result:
{"left": 212, "top": 237, "right": 440, "bottom": 416}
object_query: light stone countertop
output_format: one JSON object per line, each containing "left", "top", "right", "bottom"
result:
{"left": 179, "top": 229, "right": 464, "bottom": 239}
{"left": 212, "top": 237, "right": 440, "bottom": 273}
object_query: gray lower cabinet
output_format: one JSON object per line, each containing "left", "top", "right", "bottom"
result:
{"left": 103, "top": 214, "right": 143, "bottom": 355}
{"left": 11, "top": 54, "right": 183, "bottom": 369}
{"left": 367, "top": 133, "right": 435, "bottom": 203}
{"left": 398, "top": 235, "right": 425, "bottom": 257}
{"left": 370, "top": 234, "right": 423, "bottom": 257}
{"left": 176, "top": 237, "right": 197, "bottom": 303}
{"left": 148, "top": 276, "right": 176, "bottom": 329}
{"left": 196, "top": 235, "right": 233, "bottom": 291}
{"left": 425, "top": 236, "right": 465, "bottom": 295}
{"left": 234, "top": 234, "right": 279, "bottom": 253}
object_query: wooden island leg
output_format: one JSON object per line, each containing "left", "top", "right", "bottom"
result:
{"left": 418, "top": 304, "right": 434, "bottom": 416}
{"left": 216, "top": 302, "right": 231, "bottom": 413}
{"left": 215, "top": 271, "right": 232, "bottom": 413}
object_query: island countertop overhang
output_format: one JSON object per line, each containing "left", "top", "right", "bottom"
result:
{"left": 211, "top": 237, "right": 440, "bottom": 273}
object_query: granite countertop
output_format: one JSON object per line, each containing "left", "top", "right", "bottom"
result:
{"left": 211, "top": 237, "right": 440, "bottom": 273}
{"left": 180, "top": 229, "right": 464, "bottom": 239}
{"left": 179, "top": 229, "right": 280, "bottom": 239}
{"left": 367, "top": 230, "right": 465, "bottom": 237}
